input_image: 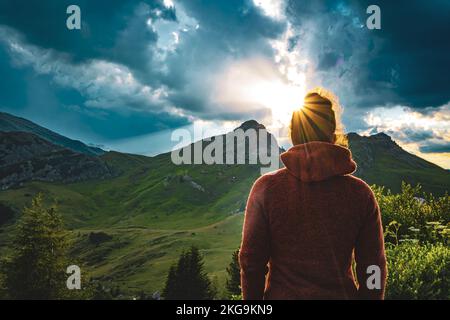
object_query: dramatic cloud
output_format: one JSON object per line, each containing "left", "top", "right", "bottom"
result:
{"left": 283, "top": 0, "right": 450, "bottom": 111}
{"left": 363, "top": 104, "right": 450, "bottom": 168}
{"left": 0, "top": 0, "right": 449, "bottom": 166}
{"left": 0, "top": 26, "right": 171, "bottom": 111}
{"left": 420, "top": 143, "right": 450, "bottom": 154}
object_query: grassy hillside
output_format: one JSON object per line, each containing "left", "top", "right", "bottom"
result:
{"left": 0, "top": 151, "right": 259, "bottom": 227}
{"left": 66, "top": 215, "right": 244, "bottom": 296}
{"left": 0, "top": 151, "right": 259, "bottom": 296}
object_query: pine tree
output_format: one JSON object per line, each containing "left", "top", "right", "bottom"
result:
{"left": 162, "top": 265, "right": 178, "bottom": 299}
{"left": 226, "top": 248, "right": 241, "bottom": 296}
{"left": 163, "top": 246, "right": 215, "bottom": 300}
{"left": 3, "top": 194, "right": 69, "bottom": 299}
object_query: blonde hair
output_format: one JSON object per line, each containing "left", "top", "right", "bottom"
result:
{"left": 289, "top": 87, "right": 347, "bottom": 147}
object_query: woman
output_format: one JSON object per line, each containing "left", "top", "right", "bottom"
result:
{"left": 239, "top": 88, "right": 387, "bottom": 300}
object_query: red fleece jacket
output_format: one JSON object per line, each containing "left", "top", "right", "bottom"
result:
{"left": 239, "top": 142, "right": 387, "bottom": 300}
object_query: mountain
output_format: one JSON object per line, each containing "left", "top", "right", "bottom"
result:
{"left": 0, "top": 112, "right": 104, "bottom": 156}
{"left": 0, "top": 131, "right": 116, "bottom": 190}
{"left": 348, "top": 132, "right": 449, "bottom": 195}
{"left": 0, "top": 119, "right": 448, "bottom": 220}
{"left": 1, "top": 114, "right": 446, "bottom": 194}
{"left": 0, "top": 118, "right": 449, "bottom": 296}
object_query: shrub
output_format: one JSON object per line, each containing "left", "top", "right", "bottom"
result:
{"left": 373, "top": 183, "right": 450, "bottom": 245}
{"left": 385, "top": 242, "right": 449, "bottom": 299}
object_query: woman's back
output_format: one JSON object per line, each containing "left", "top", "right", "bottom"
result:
{"left": 239, "top": 90, "right": 387, "bottom": 300}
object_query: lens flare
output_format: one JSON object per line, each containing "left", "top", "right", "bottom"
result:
{"left": 213, "top": 58, "right": 306, "bottom": 128}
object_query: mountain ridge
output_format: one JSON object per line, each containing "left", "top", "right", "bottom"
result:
{"left": 0, "top": 111, "right": 104, "bottom": 156}
{"left": 0, "top": 131, "right": 116, "bottom": 190}
{"left": 0, "top": 114, "right": 448, "bottom": 195}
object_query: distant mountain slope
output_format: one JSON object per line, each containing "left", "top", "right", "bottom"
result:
{"left": 0, "top": 122, "right": 271, "bottom": 228}
{"left": 0, "top": 112, "right": 104, "bottom": 156}
{"left": 348, "top": 132, "right": 450, "bottom": 195}
{"left": 0, "top": 116, "right": 448, "bottom": 196}
{"left": 0, "top": 131, "right": 116, "bottom": 190}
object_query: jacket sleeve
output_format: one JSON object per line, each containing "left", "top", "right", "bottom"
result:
{"left": 239, "top": 178, "right": 270, "bottom": 300}
{"left": 354, "top": 190, "right": 387, "bottom": 300}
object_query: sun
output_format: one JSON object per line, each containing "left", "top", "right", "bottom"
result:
{"left": 243, "top": 74, "right": 306, "bottom": 128}
{"left": 213, "top": 58, "right": 307, "bottom": 127}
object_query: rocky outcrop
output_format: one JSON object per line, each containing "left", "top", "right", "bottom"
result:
{"left": 163, "top": 174, "right": 206, "bottom": 192}
{"left": 0, "top": 131, "right": 116, "bottom": 190}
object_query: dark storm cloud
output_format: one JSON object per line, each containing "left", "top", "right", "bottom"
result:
{"left": 359, "top": 0, "right": 450, "bottom": 109}
{"left": 285, "top": 0, "right": 450, "bottom": 111}
{"left": 0, "top": 0, "right": 178, "bottom": 90}
{"left": 284, "top": 0, "right": 393, "bottom": 112}
{"left": 180, "top": 0, "right": 284, "bottom": 42}
{"left": 160, "top": 0, "right": 286, "bottom": 116}
{"left": 420, "top": 142, "right": 450, "bottom": 154}
{"left": 1, "top": 0, "right": 448, "bottom": 115}
{"left": 317, "top": 51, "right": 341, "bottom": 71}
{"left": 0, "top": 0, "right": 285, "bottom": 120}
{"left": 0, "top": 0, "right": 175, "bottom": 63}
{"left": 400, "top": 128, "right": 436, "bottom": 143}
{"left": 386, "top": 126, "right": 443, "bottom": 150}
{"left": 0, "top": 59, "right": 189, "bottom": 141}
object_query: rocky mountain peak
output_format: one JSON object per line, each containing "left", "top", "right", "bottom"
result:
{"left": 235, "top": 120, "right": 266, "bottom": 131}
{"left": 371, "top": 132, "right": 392, "bottom": 141}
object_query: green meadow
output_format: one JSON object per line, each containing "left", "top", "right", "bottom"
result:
{"left": 0, "top": 151, "right": 258, "bottom": 297}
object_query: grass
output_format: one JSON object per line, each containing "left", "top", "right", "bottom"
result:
{"left": 0, "top": 151, "right": 255, "bottom": 297}
{"left": 66, "top": 214, "right": 244, "bottom": 296}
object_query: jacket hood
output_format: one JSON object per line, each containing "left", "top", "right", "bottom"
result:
{"left": 280, "top": 142, "right": 357, "bottom": 182}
